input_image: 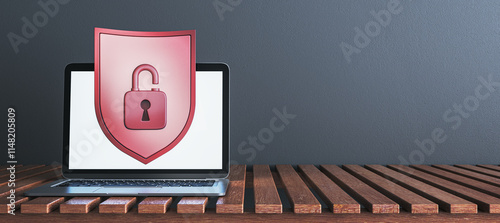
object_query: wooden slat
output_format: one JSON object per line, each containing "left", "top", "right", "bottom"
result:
{"left": 228, "top": 164, "right": 247, "bottom": 182}
{"left": 0, "top": 165, "right": 45, "bottom": 178}
{"left": 389, "top": 165, "right": 500, "bottom": 213}
{"left": 477, "top": 165, "right": 500, "bottom": 172}
{"left": 432, "top": 165, "right": 500, "bottom": 188}
{"left": 321, "top": 165, "right": 399, "bottom": 214}
{"left": 245, "top": 171, "right": 284, "bottom": 189}
{"left": 216, "top": 165, "right": 246, "bottom": 213}
{"left": 456, "top": 165, "right": 500, "bottom": 179}
{"left": 60, "top": 197, "right": 101, "bottom": 213}
{"left": 0, "top": 193, "right": 29, "bottom": 214}
{"left": 21, "top": 197, "right": 65, "bottom": 213}
{"left": 366, "top": 165, "right": 477, "bottom": 213}
{"left": 411, "top": 165, "right": 500, "bottom": 198}
{"left": 298, "top": 165, "right": 359, "bottom": 213}
{"left": 253, "top": 165, "right": 282, "bottom": 214}
{"left": 276, "top": 165, "right": 321, "bottom": 214}
{"left": 0, "top": 165, "right": 14, "bottom": 176}
{"left": 0, "top": 168, "right": 62, "bottom": 197}
{"left": 0, "top": 165, "right": 59, "bottom": 186}
{"left": 99, "top": 197, "right": 136, "bottom": 214}
{"left": 343, "top": 165, "right": 437, "bottom": 213}
{"left": 216, "top": 181, "right": 245, "bottom": 213}
{"left": 177, "top": 197, "right": 208, "bottom": 214}
{"left": 138, "top": 197, "right": 172, "bottom": 214}
{"left": 5, "top": 209, "right": 500, "bottom": 221}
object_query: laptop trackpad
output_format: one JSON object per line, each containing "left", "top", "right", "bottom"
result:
{"left": 95, "top": 187, "right": 161, "bottom": 194}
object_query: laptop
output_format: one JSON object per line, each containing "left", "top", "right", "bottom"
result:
{"left": 25, "top": 63, "right": 230, "bottom": 196}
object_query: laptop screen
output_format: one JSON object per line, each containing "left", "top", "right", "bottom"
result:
{"left": 64, "top": 64, "right": 228, "bottom": 175}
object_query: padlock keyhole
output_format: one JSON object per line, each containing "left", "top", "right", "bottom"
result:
{"left": 141, "top": 100, "right": 151, "bottom": 121}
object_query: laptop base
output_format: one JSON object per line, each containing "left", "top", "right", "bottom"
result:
{"left": 25, "top": 178, "right": 229, "bottom": 197}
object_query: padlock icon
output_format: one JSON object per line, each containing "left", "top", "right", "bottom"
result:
{"left": 124, "top": 64, "right": 167, "bottom": 130}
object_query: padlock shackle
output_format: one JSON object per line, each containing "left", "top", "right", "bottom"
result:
{"left": 131, "top": 64, "right": 159, "bottom": 91}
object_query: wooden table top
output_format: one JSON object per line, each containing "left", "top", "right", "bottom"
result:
{"left": 2, "top": 164, "right": 500, "bottom": 222}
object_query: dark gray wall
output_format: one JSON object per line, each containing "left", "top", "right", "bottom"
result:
{"left": 2, "top": 0, "right": 500, "bottom": 166}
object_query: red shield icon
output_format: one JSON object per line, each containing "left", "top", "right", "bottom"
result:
{"left": 94, "top": 28, "right": 195, "bottom": 164}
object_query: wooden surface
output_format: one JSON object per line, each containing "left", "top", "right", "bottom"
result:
{"left": 138, "top": 197, "right": 172, "bottom": 214}
{"left": 177, "top": 197, "right": 208, "bottom": 214}
{"left": 253, "top": 165, "right": 282, "bottom": 213}
{"left": 60, "top": 197, "right": 101, "bottom": 213}
{"left": 0, "top": 167, "right": 61, "bottom": 197}
{"left": 477, "top": 165, "right": 500, "bottom": 172}
{"left": 245, "top": 171, "right": 284, "bottom": 189}
{"left": 216, "top": 165, "right": 246, "bottom": 213}
{"left": 411, "top": 165, "right": 500, "bottom": 198}
{"left": 0, "top": 165, "right": 20, "bottom": 177}
{"left": 276, "top": 165, "right": 321, "bottom": 213}
{"left": 366, "top": 165, "right": 477, "bottom": 213}
{"left": 21, "top": 197, "right": 65, "bottom": 213}
{"left": 227, "top": 164, "right": 247, "bottom": 182}
{"left": 432, "top": 165, "right": 500, "bottom": 187}
{"left": 5, "top": 210, "right": 500, "bottom": 222}
{"left": 321, "top": 165, "right": 399, "bottom": 213}
{"left": 298, "top": 165, "right": 359, "bottom": 213}
{"left": 455, "top": 165, "right": 500, "bottom": 179}
{"left": 0, "top": 165, "right": 44, "bottom": 178}
{"left": 389, "top": 165, "right": 500, "bottom": 213}
{"left": 0, "top": 165, "right": 59, "bottom": 186}
{"left": 3, "top": 164, "right": 500, "bottom": 221}
{"left": 1, "top": 193, "right": 29, "bottom": 214}
{"left": 99, "top": 197, "right": 136, "bottom": 214}
{"left": 343, "top": 165, "right": 438, "bottom": 213}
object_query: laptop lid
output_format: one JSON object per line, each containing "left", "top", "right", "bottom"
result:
{"left": 62, "top": 63, "right": 229, "bottom": 179}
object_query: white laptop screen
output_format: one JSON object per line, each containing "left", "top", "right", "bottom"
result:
{"left": 68, "top": 70, "right": 223, "bottom": 170}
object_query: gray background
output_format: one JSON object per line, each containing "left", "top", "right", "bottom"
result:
{"left": 1, "top": 0, "right": 500, "bottom": 166}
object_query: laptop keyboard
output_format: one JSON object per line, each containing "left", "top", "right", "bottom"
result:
{"left": 55, "top": 179, "right": 215, "bottom": 187}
